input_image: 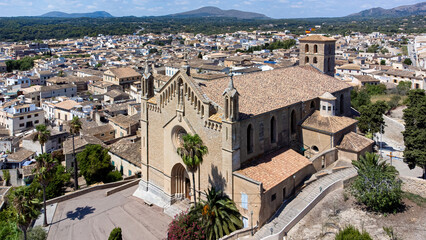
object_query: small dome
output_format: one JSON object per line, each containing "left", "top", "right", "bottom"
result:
{"left": 319, "top": 92, "right": 336, "bottom": 101}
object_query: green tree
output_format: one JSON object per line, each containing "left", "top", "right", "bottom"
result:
{"left": 335, "top": 225, "right": 372, "bottom": 240}
{"left": 396, "top": 81, "right": 411, "bottom": 95}
{"left": 365, "top": 84, "right": 386, "bottom": 95}
{"left": 380, "top": 60, "right": 386, "bottom": 65}
{"left": 351, "top": 152, "right": 402, "bottom": 212}
{"left": 69, "top": 116, "right": 82, "bottom": 190}
{"left": 350, "top": 89, "right": 371, "bottom": 110}
{"left": 33, "top": 153, "right": 55, "bottom": 227}
{"left": 198, "top": 52, "right": 203, "bottom": 59}
{"left": 357, "top": 101, "right": 388, "bottom": 134}
{"left": 387, "top": 95, "right": 401, "bottom": 110}
{"left": 402, "top": 89, "right": 426, "bottom": 178}
{"left": 32, "top": 125, "right": 50, "bottom": 154}
{"left": 190, "top": 187, "right": 243, "bottom": 239}
{"left": 177, "top": 134, "right": 208, "bottom": 205}
{"left": 9, "top": 186, "right": 41, "bottom": 240}
{"left": 403, "top": 58, "right": 412, "bottom": 65}
{"left": 77, "top": 144, "right": 114, "bottom": 185}
{"left": 367, "top": 44, "right": 379, "bottom": 53}
{"left": 108, "top": 227, "right": 122, "bottom": 240}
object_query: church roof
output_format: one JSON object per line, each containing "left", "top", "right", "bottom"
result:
{"left": 236, "top": 148, "right": 312, "bottom": 191}
{"left": 337, "top": 132, "right": 374, "bottom": 152}
{"left": 199, "top": 66, "right": 351, "bottom": 116}
{"left": 299, "top": 35, "right": 336, "bottom": 42}
{"left": 302, "top": 111, "right": 357, "bottom": 134}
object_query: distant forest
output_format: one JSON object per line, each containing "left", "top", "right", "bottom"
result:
{"left": 0, "top": 15, "right": 424, "bottom": 42}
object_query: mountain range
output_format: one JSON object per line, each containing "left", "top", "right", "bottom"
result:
{"left": 40, "top": 11, "right": 113, "bottom": 18}
{"left": 38, "top": 2, "right": 426, "bottom": 19}
{"left": 348, "top": 2, "right": 426, "bottom": 17}
{"left": 166, "top": 6, "right": 270, "bottom": 19}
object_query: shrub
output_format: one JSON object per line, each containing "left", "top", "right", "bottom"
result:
{"left": 2, "top": 170, "right": 11, "bottom": 186}
{"left": 351, "top": 153, "right": 402, "bottom": 213}
{"left": 25, "top": 226, "right": 47, "bottom": 240}
{"left": 335, "top": 225, "right": 372, "bottom": 240}
{"left": 365, "top": 84, "right": 386, "bottom": 95}
{"left": 108, "top": 227, "right": 122, "bottom": 240}
{"left": 167, "top": 211, "right": 205, "bottom": 240}
{"left": 104, "top": 170, "right": 123, "bottom": 183}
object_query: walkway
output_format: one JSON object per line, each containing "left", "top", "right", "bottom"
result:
{"left": 47, "top": 185, "right": 172, "bottom": 240}
{"left": 253, "top": 167, "right": 357, "bottom": 239}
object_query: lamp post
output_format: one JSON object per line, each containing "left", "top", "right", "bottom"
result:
{"left": 250, "top": 210, "right": 253, "bottom": 236}
{"left": 293, "top": 174, "right": 296, "bottom": 195}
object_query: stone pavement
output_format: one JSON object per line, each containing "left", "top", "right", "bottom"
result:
{"left": 47, "top": 185, "right": 172, "bottom": 240}
{"left": 34, "top": 203, "right": 57, "bottom": 232}
{"left": 252, "top": 167, "right": 357, "bottom": 239}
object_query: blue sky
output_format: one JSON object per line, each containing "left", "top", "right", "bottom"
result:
{"left": 0, "top": 0, "right": 424, "bottom": 18}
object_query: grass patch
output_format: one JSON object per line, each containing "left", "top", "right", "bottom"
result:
{"left": 402, "top": 192, "right": 426, "bottom": 207}
{"left": 371, "top": 94, "right": 407, "bottom": 104}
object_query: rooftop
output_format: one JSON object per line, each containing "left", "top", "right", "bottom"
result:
{"left": 302, "top": 111, "right": 358, "bottom": 134}
{"left": 236, "top": 148, "right": 312, "bottom": 191}
{"left": 337, "top": 132, "right": 374, "bottom": 152}
{"left": 200, "top": 66, "right": 351, "bottom": 116}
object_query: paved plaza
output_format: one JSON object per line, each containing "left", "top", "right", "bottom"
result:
{"left": 47, "top": 185, "right": 172, "bottom": 240}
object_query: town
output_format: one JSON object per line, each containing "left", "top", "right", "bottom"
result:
{"left": 0, "top": 2, "right": 425, "bottom": 240}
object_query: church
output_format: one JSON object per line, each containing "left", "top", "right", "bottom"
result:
{"left": 134, "top": 35, "right": 372, "bottom": 227}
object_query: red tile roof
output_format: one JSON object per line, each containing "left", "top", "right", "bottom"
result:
{"left": 236, "top": 149, "right": 312, "bottom": 191}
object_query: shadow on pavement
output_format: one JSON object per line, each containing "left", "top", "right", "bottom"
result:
{"left": 66, "top": 206, "right": 96, "bottom": 221}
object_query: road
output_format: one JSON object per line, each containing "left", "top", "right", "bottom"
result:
{"left": 375, "top": 115, "right": 423, "bottom": 178}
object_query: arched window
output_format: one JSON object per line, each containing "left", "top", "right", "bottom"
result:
{"left": 270, "top": 116, "right": 276, "bottom": 143}
{"left": 305, "top": 56, "right": 309, "bottom": 64}
{"left": 305, "top": 44, "right": 309, "bottom": 53}
{"left": 313, "top": 57, "right": 318, "bottom": 64}
{"left": 314, "top": 44, "right": 318, "bottom": 53}
{"left": 340, "top": 94, "right": 344, "bottom": 115}
{"left": 247, "top": 124, "right": 253, "bottom": 154}
{"left": 290, "top": 110, "right": 296, "bottom": 135}
{"left": 310, "top": 101, "right": 315, "bottom": 111}
{"left": 312, "top": 145, "right": 319, "bottom": 152}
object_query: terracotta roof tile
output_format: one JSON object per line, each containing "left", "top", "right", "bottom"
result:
{"left": 236, "top": 148, "right": 312, "bottom": 191}
{"left": 302, "top": 111, "right": 357, "bottom": 133}
{"left": 337, "top": 132, "right": 374, "bottom": 152}
{"left": 200, "top": 66, "right": 351, "bottom": 116}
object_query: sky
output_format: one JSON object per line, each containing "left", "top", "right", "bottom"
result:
{"left": 0, "top": 0, "right": 424, "bottom": 18}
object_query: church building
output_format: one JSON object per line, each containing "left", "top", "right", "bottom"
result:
{"left": 134, "top": 35, "right": 370, "bottom": 227}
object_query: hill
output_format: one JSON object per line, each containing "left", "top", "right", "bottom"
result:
{"left": 40, "top": 11, "right": 113, "bottom": 18}
{"left": 348, "top": 2, "right": 426, "bottom": 17}
{"left": 167, "top": 6, "right": 270, "bottom": 19}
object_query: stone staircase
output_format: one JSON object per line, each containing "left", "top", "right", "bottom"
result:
{"left": 253, "top": 167, "right": 357, "bottom": 239}
{"left": 164, "top": 199, "right": 191, "bottom": 217}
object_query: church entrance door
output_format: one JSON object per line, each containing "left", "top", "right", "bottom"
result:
{"left": 171, "top": 163, "right": 189, "bottom": 201}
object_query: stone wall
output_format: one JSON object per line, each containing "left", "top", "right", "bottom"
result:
{"left": 400, "top": 176, "right": 426, "bottom": 198}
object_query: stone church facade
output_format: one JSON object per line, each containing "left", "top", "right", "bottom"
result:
{"left": 135, "top": 36, "right": 363, "bottom": 227}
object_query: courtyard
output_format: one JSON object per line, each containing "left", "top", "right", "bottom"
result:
{"left": 47, "top": 185, "right": 172, "bottom": 240}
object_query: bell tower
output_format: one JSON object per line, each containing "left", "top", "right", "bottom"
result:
{"left": 299, "top": 35, "right": 336, "bottom": 77}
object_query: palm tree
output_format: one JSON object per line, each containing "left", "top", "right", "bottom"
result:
{"left": 352, "top": 152, "right": 398, "bottom": 177}
{"left": 69, "top": 116, "right": 82, "bottom": 190}
{"left": 190, "top": 187, "right": 243, "bottom": 239}
{"left": 177, "top": 133, "right": 208, "bottom": 205}
{"left": 32, "top": 124, "right": 50, "bottom": 154}
{"left": 9, "top": 186, "right": 41, "bottom": 240}
{"left": 34, "top": 153, "right": 55, "bottom": 227}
